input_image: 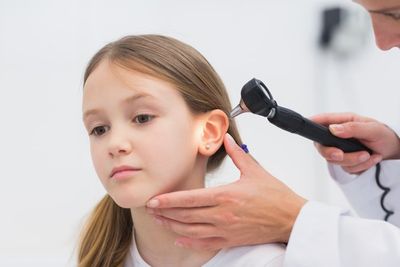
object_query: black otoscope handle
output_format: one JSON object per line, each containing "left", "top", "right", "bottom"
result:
{"left": 268, "top": 106, "right": 372, "bottom": 153}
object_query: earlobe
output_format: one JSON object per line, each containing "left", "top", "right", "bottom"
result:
{"left": 198, "top": 109, "right": 229, "bottom": 156}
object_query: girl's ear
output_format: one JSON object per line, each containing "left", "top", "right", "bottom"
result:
{"left": 198, "top": 109, "right": 229, "bottom": 156}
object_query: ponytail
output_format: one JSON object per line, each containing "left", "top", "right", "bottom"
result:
{"left": 78, "top": 195, "right": 133, "bottom": 267}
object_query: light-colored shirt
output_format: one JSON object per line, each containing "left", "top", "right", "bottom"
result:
{"left": 124, "top": 234, "right": 285, "bottom": 267}
{"left": 284, "top": 159, "right": 400, "bottom": 267}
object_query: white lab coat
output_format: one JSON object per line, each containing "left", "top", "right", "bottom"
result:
{"left": 284, "top": 159, "right": 400, "bottom": 266}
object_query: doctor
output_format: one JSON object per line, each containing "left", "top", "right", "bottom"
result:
{"left": 146, "top": 0, "right": 400, "bottom": 266}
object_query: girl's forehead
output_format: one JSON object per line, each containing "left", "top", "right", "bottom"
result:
{"left": 86, "top": 61, "right": 154, "bottom": 88}
{"left": 84, "top": 61, "right": 175, "bottom": 96}
{"left": 82, "top": 61, "right": 187, "bottom": 113}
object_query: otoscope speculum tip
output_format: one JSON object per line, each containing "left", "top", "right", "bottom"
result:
{"left": 229, "top": 100, "right": 249, "bottom": 118}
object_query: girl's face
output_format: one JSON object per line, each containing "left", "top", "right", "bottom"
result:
{"left": 82, "top": 60, "right": 207, "bottom": 208}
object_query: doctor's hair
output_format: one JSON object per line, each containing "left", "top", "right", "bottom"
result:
{"left": 78, "top": 34, "right": 242, "bottom": 267}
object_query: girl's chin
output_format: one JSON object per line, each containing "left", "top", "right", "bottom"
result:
{"left": 114, "top": 200, "right": 146, "bottom": 209}
{"left": 110, "top": 194, "right": 149, "bottom": 209}
{"left": 107, "top": 186, "right": 156, "bottom": 208}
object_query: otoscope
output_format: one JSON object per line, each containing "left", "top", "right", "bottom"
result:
{"left": 230, "top": 78, "right": 372, "bottom": 153}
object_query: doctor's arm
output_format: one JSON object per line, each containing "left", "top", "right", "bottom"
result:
{"left": 285, "top": 112, "right": 400, "bottom": 266}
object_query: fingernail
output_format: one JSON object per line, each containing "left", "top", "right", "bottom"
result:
{"left": 331, "top": 152, "right": 343, "bottom": 161}
{"left": 330, "top": 124, "right": 344, "bottom": 134}
{"left": 225, "top": 133, "right": 236, "bottom": 146}
{"left": 358, "top": 153, "right": 370, "bottom": 162}
{"left": 147, "top": 199, "right": 160, "bottom": 208}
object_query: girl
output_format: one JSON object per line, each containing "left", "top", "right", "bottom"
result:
{"left": 78, "top": 34, "right": 285, "bottom": 267}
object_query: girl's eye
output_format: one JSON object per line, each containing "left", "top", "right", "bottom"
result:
{"left": 134, "top": 114, "right": 154, "bottom": 124}
{"left": 90, "top": 126, "right": 109, "bottom": 136}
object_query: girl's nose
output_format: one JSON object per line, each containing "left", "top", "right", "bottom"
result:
{"left": 107, "top": 130, "right": 133, "bottom": 157}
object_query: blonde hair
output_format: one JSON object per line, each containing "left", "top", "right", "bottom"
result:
{"left": 78, "top": 35, "right": 242, "bottom": 267}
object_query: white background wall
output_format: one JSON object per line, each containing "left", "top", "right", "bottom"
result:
{"left": 0, "top": 0, "right": 399, "bottom": 266}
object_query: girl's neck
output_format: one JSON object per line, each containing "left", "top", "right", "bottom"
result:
{"left": 130, "top": 165, "right": 219, "bottom": 267}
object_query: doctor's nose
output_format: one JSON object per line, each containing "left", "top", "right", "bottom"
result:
{"left": 107, "top": 130, "right": 133, "bottom": 157}
{"left": 371, "top": 21, "right": 400, "bottom": 50}
{"left": 374, "top": 32, "right": 400, "bottom": 50}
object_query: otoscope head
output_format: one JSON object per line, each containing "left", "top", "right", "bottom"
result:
{"left": 230, "top": 78, "right": 277, "bottom": 118}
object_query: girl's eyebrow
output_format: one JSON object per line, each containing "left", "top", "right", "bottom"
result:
{"left": 83, "top": 93, "right": 154, "bottom": 121}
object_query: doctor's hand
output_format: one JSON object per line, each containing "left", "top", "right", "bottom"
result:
{"left": 145, "top": 133, "right": 307, "bottom": 251}
{"left": 311, "top": 112, "right": 400, "bottom": 174}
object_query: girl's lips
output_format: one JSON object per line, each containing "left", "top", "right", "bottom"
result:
{"left": 110, "top": 165, "right": 141, "bottom": 179}
{"left": 111, "top": 169, "right": 141, "bottom": 180}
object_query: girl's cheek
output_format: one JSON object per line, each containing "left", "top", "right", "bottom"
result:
{"left": 90, "top": 148, "right": 105, "bottom": 176}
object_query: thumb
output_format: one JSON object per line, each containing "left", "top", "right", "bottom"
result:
{"left": 223, "top": 133, "right": 254, "bottom": 172}
{"left": 329, "top": 121, "right": 377, "bottom": 140}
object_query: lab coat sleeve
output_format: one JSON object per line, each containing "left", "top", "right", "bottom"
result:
{"left": 328, "top": 159, "right": 400, "bottom": 226}
{"left": 284, "top": 201, "right": 400, "bottom": 267}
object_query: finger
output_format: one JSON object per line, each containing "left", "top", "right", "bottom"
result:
{"left": 314, "top": 143, "right": 344, "bottom": 161}
{"left": 328, "top": 121, "right": 379, "bottom": 140}
{"left": 310, "top": 112, "right": 359, "bottom": 126}
{"left": 328, "top": 151, "right": 372, "bottom": 167}
{"left": 147, "top": 207, "right": 215, "bottom": 224}
{"left": 154, "top": 215, "right": 218, "bottom": 239}
{"left": 175, "top": 236, "right": 226, "bottom": 251}
{"left": 146, "top": 187, "right": 219, "bottom": 209}
{"left": 315, "top": 143, "right": 372, "bottom": 166}
{"left": 338, "top": 151, "right": 373, "bottom": 167}
{"left": 342, "top": 154, "right": 383, "bottom": 174}
{"left": 224, "top": 133, "right": 255, "bottom": 171}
